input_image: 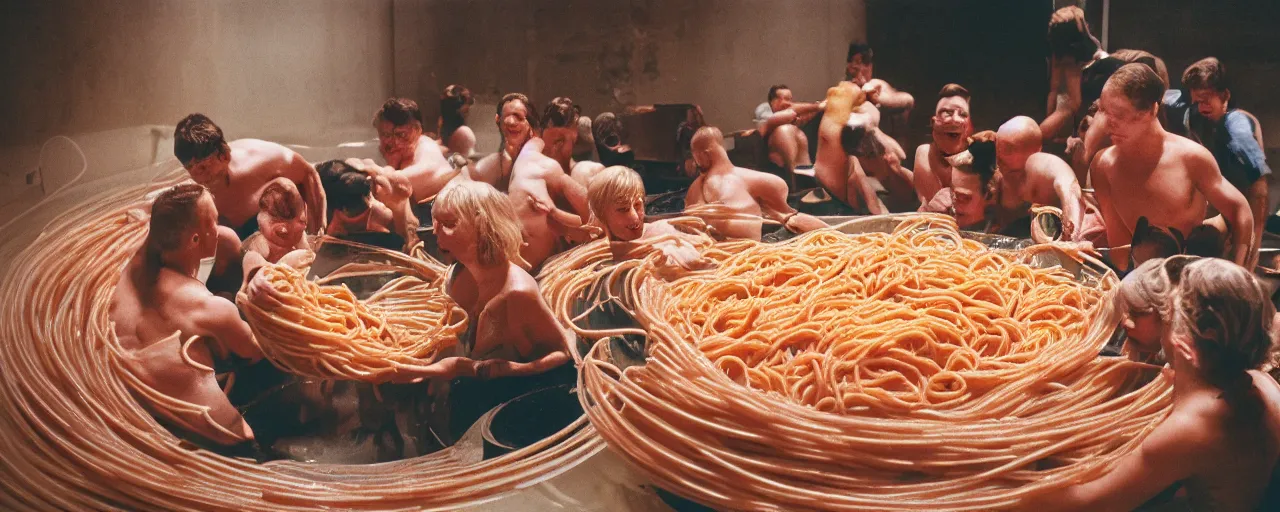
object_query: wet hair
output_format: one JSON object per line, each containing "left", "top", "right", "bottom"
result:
{"left": 847, "top": 43, "right": 873, "bottom": 64}
{"left": 373, "top": 98, "right": 423, "bottom": 128}
{"left": 498, "top": 93, "right": 540, "bottom": 129}
{"left": 258, "top": 181, "right": 304, "bottom": 221}
{"left": 938, "top": 83, "right": 971, "bottom": 102}
{"left": 541, "top": 96, "right": 578, "bottom": 130}
{"left": 768, "top": 85, "right": 790, "bottom": 103}
{"left": 1173, "top": 258, "right": 1277, "bottom": 387}
{"left": 319, "top": 161, "right": 372, "bottom": 215}
{"left": 1111, "top": 49, "right": 1170, "bottom": 89}
{"left": 691, "top": 126, "right": 724, "bottom": 151}
{"left": 440, "top": 85, "right": 473, "bottom": 142}
{"left": 147, "top": 184, "right": 208, "bottom": 255}
{"left": 433, "top": 180, "right": 525, "bottom": 268}
{"left": 1182, "top": 57, "right": 1229, "bottom": 93}
{"left": 949, "top": 133, "right": 999, "bottom": 194}
{"left": 1105, "top": 63, "right": 1166, "bottom": 113}
{"left": 1047, "top": 6, "right": 1098, "bottom": 62}
{"left": 588, "top": 166, "right": 646, "bottom": 229}
{"left": 174, "top": 114, "right": 229, "bottom": 166}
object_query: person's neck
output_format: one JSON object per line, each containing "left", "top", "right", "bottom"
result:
{"left": 158, "top": 250, "right": 201, "bottom": 278}
{"left": 1116, "top": 122, "right": 1166, "bottom": 156}
{"left": 704, "top": 159, "right": 734, "bottom": 175}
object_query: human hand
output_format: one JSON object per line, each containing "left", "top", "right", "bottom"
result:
{"left": 277, "top": 249, "right": 315, "bottom": 269}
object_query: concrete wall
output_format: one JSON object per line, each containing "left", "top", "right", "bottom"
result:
{"left": 393, "top": 0, "right": 866, "bottom": 148}
{"left": 1108, "top": 0, "right": 1280, "bottom": 154}
{"left": 0, "top": 0, "right": 394, "bottom": 149}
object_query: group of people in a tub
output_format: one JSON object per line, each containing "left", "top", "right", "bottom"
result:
{"left": 108, "top": 8, "right": 1280, "bottom": 507}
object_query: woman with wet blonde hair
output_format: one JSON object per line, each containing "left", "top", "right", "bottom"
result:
{"left": 1115, "top": 255, "right": 1198, "bottom": 353}
{"left": 585, "top": 166, "right": 714, "bottom": 273}
{"left": 431, "top": 179, "right": 570, "bottom": 379}
{"left": 1027, "top": 258, "right": 1280, "bottom": 512}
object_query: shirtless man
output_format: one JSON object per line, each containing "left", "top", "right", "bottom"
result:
{"left": 1092, "top": 64, "right": 1254, "bottom": 269}
{"left": 812, "top": 81, "right": 914, "bottom": 214}
{"left": 540, "top": 97, "right": 605, "bottom": 186}
{"left": 174, "top": 113, "right": 326, "bottom": 238}
{"left": 913, "top": 84, "right": 975, "bottom": 207}
{"left": 994, "top": 117, "right": 1094, "bottom": 242}
{"left": 373, "top": 98, "right": 458, "bottom": 201}
{"left": 686, "top": 126, "right": 827, "bottom": 240}
{"left": 756, "top": 85, "right": 823, "bottom": 178}
{"left": 469, "top": 93, "right": 593, "bottom": 269}
{"left": 109, "top": 184, "right": 262, "bottom": 446}
{"left": 431, "top": 180, "right": 571, "bottom": 378}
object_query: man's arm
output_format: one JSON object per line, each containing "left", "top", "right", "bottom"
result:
{"left": 1018, "top": 410, "right": 1201, "bottom": 512}
{"left": 849, "top": 157, "right": 887, "bottom": 215}
{"left": 752, "top": 173, "right": 827, "bottom": 233}
{"left": 1246, "top": 178, "right": 1269, "bottom": 269}
{"left": 913, "top": 145, "right": 943, "bottom": 206}
{"left": 865, "top": 79, "right": 913, "bottom": 112}
{"left": 287, "top": 153, "right": 326, "bottom": 234}
{"left": 403, "top": 142, "right": 460, "bottom": 201}
{"left": 190, "top": 296, "right": 262, "bottom": 362}
{"left": 1190, "top": 146, "right": 1255, "bottom": 266}
{"left": 1033, "top": 154, "right": 1086, "bottom": 239}
{"left": 546, "top": 165, "right": 591, "bottom": 223}
{"left": 1040, "top": 66, "right": 1082, "bottom": 143}
{"left": 1091, "top": 154, "right": 1133, "bottom": 266}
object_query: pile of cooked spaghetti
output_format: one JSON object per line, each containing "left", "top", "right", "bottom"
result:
{"left": 0, "top": 171, "right": 602, "bottom": 510}
{"left": 543, "top": 214, "right": 1171, "bottom": 511}
{"left": 237, "top": 251, "right": 466, "bottom": 382}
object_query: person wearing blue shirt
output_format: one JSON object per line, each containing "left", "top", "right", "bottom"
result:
{"left": 1180, "top": 57, "right": 1270, "bottom": 251}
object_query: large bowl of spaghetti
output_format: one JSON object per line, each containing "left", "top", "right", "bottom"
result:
{"left": 540, "top": 213, "right": 1170, "bottom": 511}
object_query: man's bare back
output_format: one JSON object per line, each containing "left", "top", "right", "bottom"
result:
{"left": 686, "top": 168, "right": 769, "bottom": 240}
{"left": 111, "top": 255, "right": 259, "bottom": 445}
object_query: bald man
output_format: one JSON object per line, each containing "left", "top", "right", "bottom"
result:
{"left": 685, "top": 126, "right": 827, "bottom": 240}
{"left": 994, "top": 116, "right": 1100, "bottom": 243}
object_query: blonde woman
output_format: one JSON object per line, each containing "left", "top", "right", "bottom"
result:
{"left": 1026, "top": 258, "right": 1280, "bottom": 512}
{"left": 588, "top": 165, "right": 713, "bottom": 271}
{"left": 432, "top": 180, "right": 571, "bottom": 378}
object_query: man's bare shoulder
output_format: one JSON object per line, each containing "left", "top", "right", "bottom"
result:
{"left": 1164, "top": 132, "right": 1217, "bottom": 166}
{"left": 230, "top": 139, "right": 293, "bottom": 164}
{"left": 1027, "top": 152, "right": 1073, "bottom": 177}
{"left": 154, "top": 269, "right": 219, "bottom": 313}
{"left": 503, "top": 265, "right": 541, "bottom": 296}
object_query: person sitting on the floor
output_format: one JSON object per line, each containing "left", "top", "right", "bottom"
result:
{"left": 686, "top": 126, "right": 827, "bottom": 240}
{"left": 755, "top": 84, "right": 824, "bottom": 180}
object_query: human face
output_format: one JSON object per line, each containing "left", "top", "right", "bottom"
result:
{"left": 1121, "top": 309, "right": 1164, "bottom": 352}
{"left": 377, "top": 120, "right": 421, "bottom": 163}
{"left": 950, "top": 171, "right": 988, "bottom": 228}
{"left": 260, "top": 210, "right": 306, "bottom": 250}
{"left": 496, "top": 100, "right": 533, "bottom": 150}
{"left": 932, "top": 97, "right": 972, "bottom": 154}
{"left": 184, "top": 151, "right": 231, "bottom": 187}
{"left": 541, "top": 126, "right": 578, "bottom": 165}
{"left": 431, "top": 207, "right": 475, "bottom": 260}
{"left": 1095, "top": 85, "right": 1154, "bottom": 146}
{"left": 1189, "top": 88, "right": 1229, "bottom": 122}
{"left": 192, "top": 193, "right": 220, "bottom": 259}
{"left": 769, "top": 89, "right": 794, "bottom": 113}
{"left": 846, "top": 55, "right": 872, "bottom": 86}
{"left": 604, "top": 195, "right": 645, "bottom": 241}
